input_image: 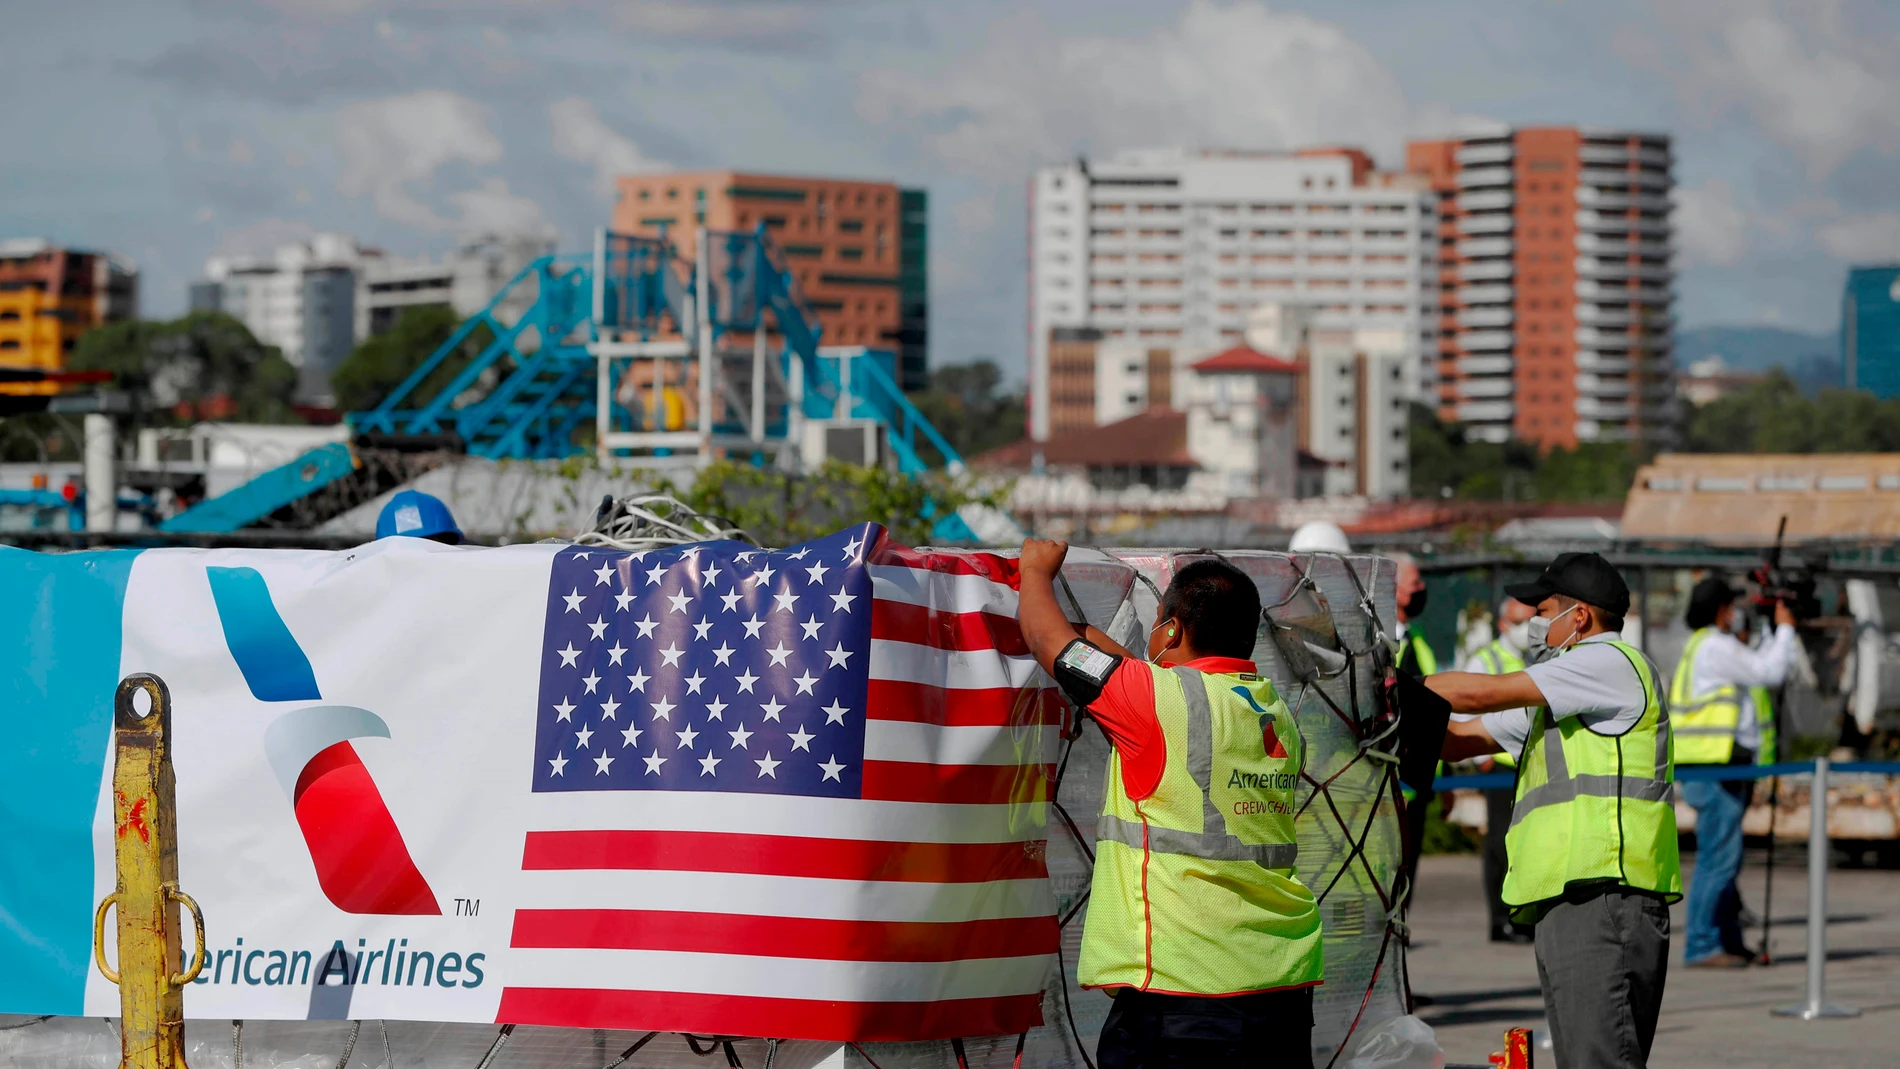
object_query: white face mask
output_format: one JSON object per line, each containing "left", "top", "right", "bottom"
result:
{"left": 1530, "top": 606, "right": 1587, "bottom": 657}
{"left": 1503, "top": 619, "right": 1533, "bottom": 652}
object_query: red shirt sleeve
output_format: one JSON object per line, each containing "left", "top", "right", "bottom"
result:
{"left": 1088, "top": 659, "right": 1167, "bottom": 802}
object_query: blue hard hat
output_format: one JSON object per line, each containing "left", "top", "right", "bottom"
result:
{"left": 375, "top": 489, "right": 463, "bottom": 544}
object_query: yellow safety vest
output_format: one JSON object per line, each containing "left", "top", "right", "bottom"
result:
{"left": 1751, "top": 685, "right": 1778, "bottom": 765}
{"left": 1471, "top": 640, "right": 1525, "bottom": 770}
{"left": 1401, "top": 629, "right": 1439, "bottom": 675}
{"left": 1669, "top": 628, "right": 1744, "bottom": 766}
{"left": 1079, "top": 663, "right": 1323, "bottom": 995}
{"left": 1503, "top": 639, "right": 1682, "bottom": 923}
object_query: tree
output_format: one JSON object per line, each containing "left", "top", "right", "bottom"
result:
{"left": 1408, "top": 402, "right": 1643, "bottom": 503}
{"left": 329, "top": 305, "right": 495, "bottom": 413}
{"left": 906, "top": 360, "right": 1028, "bottom": 465}
{"left": 68, "top": 312, "right": 300, "bottom": 424}
{"left": 1682, "top": 371, "right": 1900, "bottom": 454}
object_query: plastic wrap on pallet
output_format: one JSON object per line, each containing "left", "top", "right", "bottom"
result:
{"left": 858, "top": 549, "right": 1404, "bottom": 1069}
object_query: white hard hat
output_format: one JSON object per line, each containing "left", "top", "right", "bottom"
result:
{"left": 1289, "top": 520, "right": 1352, "bottom": 554}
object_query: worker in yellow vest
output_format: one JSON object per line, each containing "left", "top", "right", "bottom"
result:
{"left": 1672, "top": 577, "right": 1797, "bottom": 968}
{"left": 1390, "top": 552, "right": 1440, "bottom": 923}
{"left": 1017, "top": 539, "right": 1323, "bottom": 1068}
{"left": 1428, "top": 552, "right": 1680, "bottom": 1069}
{"left": 1461, "top": 597, "right": 1538, "bottom": 944}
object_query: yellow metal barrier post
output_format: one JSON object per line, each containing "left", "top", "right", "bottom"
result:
{"left": 92, "top": 673, "right": 206, "bottom": 1069}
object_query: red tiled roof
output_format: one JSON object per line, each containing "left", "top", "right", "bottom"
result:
{"left": 1193, "top": 345, "right": 1300, "bottom": 374}
{"left": 973, "top": 407, "right": 1192, "bottom": 471}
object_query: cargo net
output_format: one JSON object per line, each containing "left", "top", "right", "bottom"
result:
{"left": 846, "top": 548, "right": 1407, "bottom": 1069}
{"left": 0, "top": 549, "right": 1405, "bottom": 1069}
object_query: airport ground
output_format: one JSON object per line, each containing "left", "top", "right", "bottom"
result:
{"left": 1408, "top": 849, "right": 1900, "bottom": 1068}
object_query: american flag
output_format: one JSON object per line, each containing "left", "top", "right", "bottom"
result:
{"left": 496, "top": 523, "right": 1063, "bottom": 1041}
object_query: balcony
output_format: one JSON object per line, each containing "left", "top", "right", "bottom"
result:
{"left": 1457, "top": 376, "right": 1515, "bottom": 399}
{"left": 1460, "top": 329, "right": 1514, "bottom": 351}
{"left": 1576, "top": 398, "right": 1634, "bottom": 420}
{"left": 1577, "top": 279, "right": 1671, "bottom": 303}
{"left": 1575, "top": 352, "right": 1631, "bottom": 374}
{"left": 1575, "top": 374, "right": 1632, "bottom": 398}
{"left": 1456, "top": 142, "right": 1514, "bottom": 166}
{"left": 1458, "top": 191, "right": 1515, "bottom": 213}
{"left": 1457, "top": 166, "right": 1516, "bottom": 189}
{"left": 1458, "top": 283, "right": 1514, "bottom": 304}
{"left": 1576, "top": 305, "right": 1633, "bottom": 328}
{"left": 1458, "top": 260, "right": 1514, "bottom": 282}
{"left": 1459, "top": 306, "right": 1514, "bottom": 328}
{"left": 1458, "top": 236, "right": 1515, "bottom": 259}
{"left": 1456, "top": 400, "right": 1516, "bottom": 423}
{"left": 1459, "top": 355, "right": 1515, "bottom": 376}
{"left": 1458, "top": 213, "right": 1514, "bottom": 236}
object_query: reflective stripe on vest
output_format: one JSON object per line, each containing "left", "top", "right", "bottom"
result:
{"left": 1502, "top": 638, "right": 1682, "bottom": 917}
{"left": 1094, "top": 666, "right": 1298, "bottom": 870}
{"left": 1669, "top": 628, "right": 1742, "bottom": 765}
{"left": 1751, "top": 685, "right": 1778, "bottom": 764}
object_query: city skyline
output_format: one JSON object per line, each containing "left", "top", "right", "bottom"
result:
{"left": 3, "top": 1, "right": 1895, "bottom": 382}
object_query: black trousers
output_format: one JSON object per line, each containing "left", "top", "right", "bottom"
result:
{"left": 1097, "top": 986, "right": 1314, "bottom": 1069}
{"left": 1483, "top": 788, "right": 1516, "bottom": 929}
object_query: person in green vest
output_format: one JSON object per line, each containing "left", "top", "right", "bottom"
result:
{"left": 1461, "top": 596, "right": 1538, "bottom": 944}
{"left": 1427, "top": 552, "right": 1681, "bottom": 1069}
{"left": 1672, "top": 577, "right": 1797, "bottom": 968}
{"left": 1017, "top": 539, "right": 1323, "bottom": 1068}
{"left": 1391, "top": 552, "right": 1440, "bottom": 925}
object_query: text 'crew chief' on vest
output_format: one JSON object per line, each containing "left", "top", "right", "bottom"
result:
{"left": 1016, "top": 538, "right": 1323, "bottom": 1069}
{"left": 1426, "top": 551, "right": 1681, "bottom": 1069}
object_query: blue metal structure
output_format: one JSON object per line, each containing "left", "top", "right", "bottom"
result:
{"left": 159, "top": 443, "right": 357, "bottom": 533}
{"left": 350, "top": 227, "right": 964, "bottom": 473}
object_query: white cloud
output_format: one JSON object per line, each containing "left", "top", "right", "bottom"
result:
{"left": 549, "top": 97, "right": 666, "bottom": 200}
{"left": 334, "top": 90, "right": 503, "bottom": 230}
{"left": 1629, "top": 2, "right": 1900, "bottom": 179}
{"left": 214, "top": 218, "right": 320, "bottom": 258}
{"left": 448, "top": 178, "right": 557, "bottom": 237}
{"left": 1674, "top": 178, "right": 1750, "bottom": 266}
{"left": 857, "top": 2, "right": 1439, "bottom": 183}
{"left": 1815, "top": 211, "right": 1900, "bottom": 263}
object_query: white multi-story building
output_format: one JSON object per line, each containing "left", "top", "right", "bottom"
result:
{"left": 1028, "top": 147, "right": 1437, "bottom": 442}
{"left": 192, "top": 232, "right": 555, "bottom": 407}
{"left": 195, "top": 233, "right": 361, "bottom": 406}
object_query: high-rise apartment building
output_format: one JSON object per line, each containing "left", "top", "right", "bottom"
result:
{"left": 1028, "top": 147, "right": 1437, "bottom": 443}
{"left": 195, "top": 233, "right": 361, "bottom": 406}
{"left": 1406, "top": 128, "right": 1676, "bottom": 448}
{"left": 0, "top": 239, "right": 137, "bottom": 394}
{"left": 613, "top": 171, "right": 930, "bottom": 391}
{"left": 1841, "top": 265, "right": 1900, "bottom": 399}
{"left": 355, "top": 232, "right": 555, "bottom": 339}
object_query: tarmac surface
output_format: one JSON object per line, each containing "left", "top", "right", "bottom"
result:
{"left": 1406, "top": 849, "right": 1900, "bottom": 1068}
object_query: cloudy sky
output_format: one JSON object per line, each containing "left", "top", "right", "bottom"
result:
{"left": 5, "top": 0, "right": 1897, "bottom": 378}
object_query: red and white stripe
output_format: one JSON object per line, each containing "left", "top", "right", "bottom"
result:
{"left": 497, "top": 537, "right": 1063, "bottom": 1041}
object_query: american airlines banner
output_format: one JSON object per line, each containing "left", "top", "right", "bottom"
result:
{"left": 0, "top": 526, "right": 1063, "bottom": 1041}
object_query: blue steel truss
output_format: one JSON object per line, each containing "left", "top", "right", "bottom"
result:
{"left": 349, "top": 228, "right": 963, "bottom": 474}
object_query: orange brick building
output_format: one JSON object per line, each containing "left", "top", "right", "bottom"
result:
{"left": 0, "top": 239, "right": 138, "bottom": 395}
{"left": 611, "top": 171, "right": 929, "bottom": 391}
{"left": 1406, "top": 128, "right": 1675, "bottom": 449}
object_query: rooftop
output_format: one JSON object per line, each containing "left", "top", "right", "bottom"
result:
{"left": 975, "top": 407, "right": 1192, "bottom": 471}
{"left": 1193, "top": 345, "right": 1300, "bottom": 374}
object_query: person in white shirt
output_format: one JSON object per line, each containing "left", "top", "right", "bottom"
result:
{"left": 1674, "top": 577, "right": 1797, "bottom": 967}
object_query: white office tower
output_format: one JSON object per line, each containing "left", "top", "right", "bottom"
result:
{"left": 1028, "top": 147, "right": 1437, "bottom": 442}
{"left": 198, "top": 233, "right": 362, "bottom": 406}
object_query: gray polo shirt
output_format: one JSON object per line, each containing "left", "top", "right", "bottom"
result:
{"left": 1481, "top": 632, "right": 1652, "bottom": 757}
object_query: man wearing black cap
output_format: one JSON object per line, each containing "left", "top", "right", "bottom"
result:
{"left": 1672, "top": 576, "right": 1797, "bottom": 968}
{"left": 1425, "top": 552, "right": 1681, "bottom": 1069}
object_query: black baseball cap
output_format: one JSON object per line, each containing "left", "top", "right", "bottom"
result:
{"left": 1505, "top": 551, "right": 1631, "bottom": 618}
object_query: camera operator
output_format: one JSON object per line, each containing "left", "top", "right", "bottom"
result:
{"left": 1670, "top": 578, "right": 1797, "bottom": 968}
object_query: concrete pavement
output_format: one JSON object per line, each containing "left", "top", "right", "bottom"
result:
{"left": 1405, "top": 849, "right": 1900, "bottom": 1068}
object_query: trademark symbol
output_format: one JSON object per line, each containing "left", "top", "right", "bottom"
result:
{"left": 454, "top": 898, "right": 480, "bottom": 917}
